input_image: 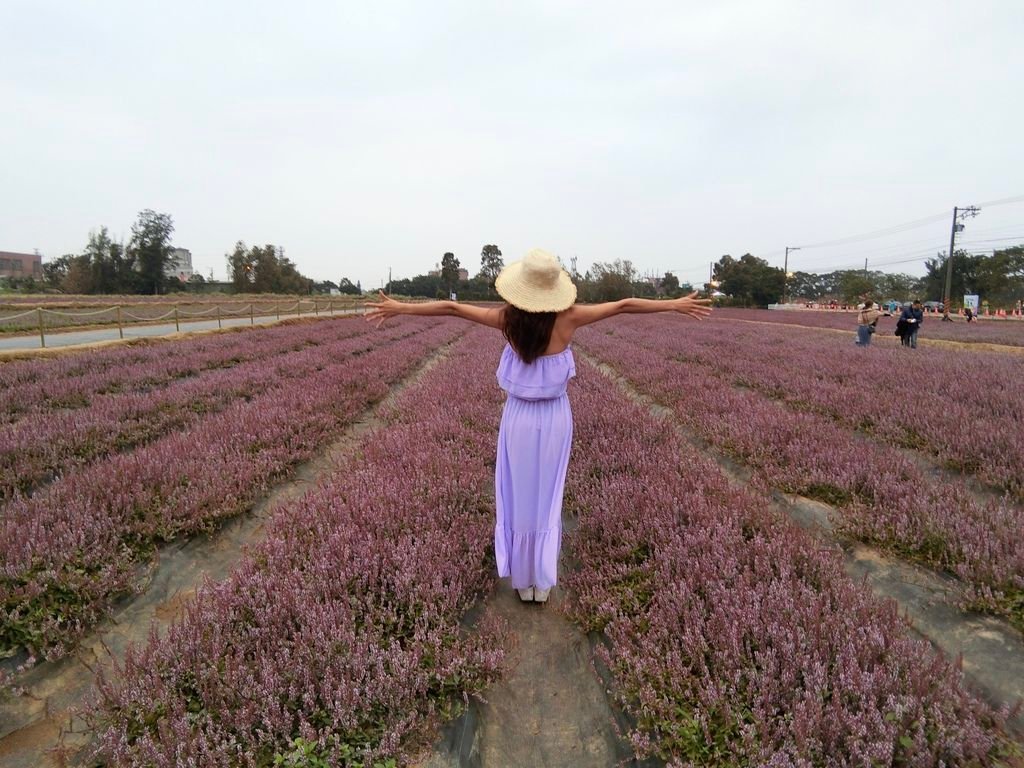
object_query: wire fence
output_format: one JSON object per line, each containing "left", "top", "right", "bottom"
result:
{"left": 0, "top": 299, "right": 365, "bottom": 348}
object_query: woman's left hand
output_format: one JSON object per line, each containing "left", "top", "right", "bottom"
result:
{"left": 364, "top": 291, "right": 404, "bottom": 327}
{"left": 671, "top": 291, "right": 714, "bottom": 320}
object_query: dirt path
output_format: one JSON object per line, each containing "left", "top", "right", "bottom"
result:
{"left": 418, "top": 517, "right": 652, "bottom": 768}
{"left": 576, "top": 349, "right": 1024, "bottom": 737}
{"left": 0, "top": 338, "right": 459, "bottom": 768}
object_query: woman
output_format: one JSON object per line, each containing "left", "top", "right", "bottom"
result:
{"left": 855, "top": 300, "right": 883, "bottom": 346}
{"left": 366, "top": 249, "right": 711, "bottom": 603}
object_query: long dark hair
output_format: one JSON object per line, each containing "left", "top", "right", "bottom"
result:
{"left": 502, "top": 305, "right": 557, "bottom": 364}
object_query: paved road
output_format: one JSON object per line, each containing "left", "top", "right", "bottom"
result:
{"left": 0, "top": 308, "right": 363, "bottom": 351}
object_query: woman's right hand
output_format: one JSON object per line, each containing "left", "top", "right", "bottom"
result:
{"left": 364, "top": 291, "right": 404, "bottom": 327}
{"left": 672, "top": 291, "right": 713, "bottom": 320}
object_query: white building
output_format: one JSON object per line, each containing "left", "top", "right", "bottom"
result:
{"left": 165, "top": 247, "right": 194, "bottom": 282}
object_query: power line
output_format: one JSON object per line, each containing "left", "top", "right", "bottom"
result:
{"left": 790, "top": 194, "right": 1023, "bottom": 251}
{"left": 976, "top": 194, "right": 1024, "bottom": 208}
{"left": 794, "top": 212, "right": 950, "bottom": 249}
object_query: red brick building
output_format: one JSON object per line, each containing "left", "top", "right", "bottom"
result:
{"left": 0, "top": 251, "right": 43, "bottom": 279}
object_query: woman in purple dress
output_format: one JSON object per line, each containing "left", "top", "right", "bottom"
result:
{"left": 366, "top": 249, "right": 711, "bottom": 603}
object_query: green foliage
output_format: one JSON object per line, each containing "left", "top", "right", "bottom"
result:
{"left": 839, "top": 272, "right": 874, "bottom": 304}
{"left": 713, "top": 254, "right": 785, "bottom": 307}
{"left": 226, "top": 242, "right": 314, "bottom": 294}
{"left": 337, "top": 277, "right": 361, "bottom": 295}
{"left": 440, "top": 252, "right": 461, "bottom": 294}
{"left": 40, "top": 214, "right": 172, "bottom": 295}
{"left": 923, "top": 246, "right": 1024, "bottom": 308}
{"left": 786, "top": 269, "right": 924, "bottom": 303}
{"left": 580, "top": 259, "right": 636, "bottom": 302}
{"left": 478, "top": 244, "right": 503, "bottom": 293}
{"left": 272, "top": 738, "right": 332, "bottom": 767}
{"left": 130, "top": 209, "right": 175, "bottom": 295}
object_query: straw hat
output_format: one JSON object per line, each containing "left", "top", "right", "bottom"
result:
{"left": 495, "top": 248, "right": 577, "bottom": 313}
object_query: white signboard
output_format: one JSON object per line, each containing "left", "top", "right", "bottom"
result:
{"left": 964, "top": 294, "right": 979, "bottom": 312}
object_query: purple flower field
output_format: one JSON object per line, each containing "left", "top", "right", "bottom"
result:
{"left": 3, "top": 317, "right": 1021, "bottom": 764}
{"left": 575, "top": 317, "right": 1024, "bottom": 627}
{"left": 0, "top": 320, "right": 398, "bottom": 499}
{"left": 713, "top": 307, "right": 1024, "bottom": 347}
{"left": 0, "top": 317, "right": 462, "bottom": 660}
{"left": 564, "top": 359, "right": 1011, "bottom": 764}
{"left": 91, "top": 328, "right": 507, "bottom": 767}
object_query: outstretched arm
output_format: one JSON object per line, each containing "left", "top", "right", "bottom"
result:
{"left": 364, "top": 292, "right": 504, "bottom": 329}
{"left": 565, "top": 292, "right": 712, "bottom": 330}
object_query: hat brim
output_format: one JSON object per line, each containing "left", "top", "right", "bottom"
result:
{"left": 495, "top": 261, "right": 577, "bottom": 313}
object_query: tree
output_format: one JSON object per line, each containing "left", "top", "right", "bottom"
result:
{"left": 839, "top": 272, "right": 875, "bottom": 304}
{"left": 129, "top": 209, "right": 174, "bottom": 295}
{"left": 389, "top": 273, "right": 442, "bottom": 298}
{"left": 921, "top": 246, "right": 1024, "bottom": 308}
{"left": 62, "top": 255, "right": 95, "bottom": 294}
{"left": 226, "top": 242, "right": 314, "bottom": 294}
{"left": 337, "top": 277, "right": 361, "bottom": 295}
{"left": 921, "top": 250, "right": 981, "bottom": 307}
{"left": 227, "top": 241, "right": 256, "bottom": 292}
{"left": 660, "top": 272, "right": 680, "bottom": 297}
{"left": 582, "top": 259, "right": 636, "bottom": 302}
{"left": 478, "top": 245, "right": 504, "bottom": 294}
{"left": 42, "top": 255, "right": 76, "bottom": 291}
{"left": 713, "top": 254, "right": 784, "bottom": 307}
{"left": 440, "top": 252, "right": 461, "bottom": 296}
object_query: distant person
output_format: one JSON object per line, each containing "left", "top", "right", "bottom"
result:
{"left": 366, "top": 249, "right": 711, "bottom": 604}
{"left": 964, "top": 306, "right": 975, "bottom": 323}
{"left": 899, "top": 300, "right": 924, "bottom": 348}
{"left": 855, "top": 300, "right": 883, "bottom": 345}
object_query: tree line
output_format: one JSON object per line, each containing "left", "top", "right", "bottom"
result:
{"left": 388, "top": 246, "right": 696, "bottom": 303}
{"left": 15, "top": 210, "right": 320, "bottom": 296}
{"left": 712, "top": 247, "right": 1024, "bottom": 308}
{"left": 33, "top": 210, "right": 178, "bottom": 295}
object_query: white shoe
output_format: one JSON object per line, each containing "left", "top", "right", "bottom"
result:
{"left": 517, "top": 587, "right": 534, "bottom": 602}
{"left": 533, "top": 588, "right": 551, "bottom": 603}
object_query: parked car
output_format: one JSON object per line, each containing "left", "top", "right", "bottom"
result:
{"left": 922, "top": 300, "right": 944, "bottom": 313}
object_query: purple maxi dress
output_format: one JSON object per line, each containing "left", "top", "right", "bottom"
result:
{"left": 494, "top": 343, "right": 576, "bottom": 591}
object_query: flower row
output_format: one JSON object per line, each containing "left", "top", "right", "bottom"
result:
{"left": 0, "top": 321, "right": 422, "bottom": 500}
{"left": 631, "top": 316, "right": 1024, "bottom": 499}
{"left": 575, "top": 319, "right": 1024, "bottom": 628}
{"left": 0, "top": 317, "right": 371, "bottom": 424}
{"left": 91, "top": 328, "right": 508, "bottom": 767}
{"left": 713, "top": 307, "right": 1024, "bottom": 347}
{"left": 0, "top": 318, "right": 461, "bottom": 660}
{"left": 563, "top": 359, "right": 1009, "bottom": 764}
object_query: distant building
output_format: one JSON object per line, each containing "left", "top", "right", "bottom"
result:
{"left": 428, "top": 266, "right": 470, "bottom": 281}
{"left": 165, "top": 247, "right": 194, "bottom": 282}
{"left": 0, "top": 250, "right": 43, "bottom": 280}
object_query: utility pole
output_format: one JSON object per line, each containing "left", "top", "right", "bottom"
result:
{"left": 943, "top": 205, "right": 981, "bottom": 321}
{"left": 387, "top": 267, "right": 392, "bottom": 294}
{"left": 783, "top": 246, "right": 799, "bottom": 304}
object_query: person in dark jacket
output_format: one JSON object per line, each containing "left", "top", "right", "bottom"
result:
{"left": 899, "top": 300, "right": 924, "bottom": 348}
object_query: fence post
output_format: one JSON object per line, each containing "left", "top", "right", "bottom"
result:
{"left": 329, "top": 299, "right": 334, "bottom": 316}
{"left": 174, "top": 304, "right": 180, "bottom": 333}
{"left": 37, "top": 307, "right": 45, "bottom": 349}
{"left": 314, "top": 300, "right": 319, "bottom": 316}
{"left": 250, "top": 303, "right": 254, "bottom": 326}
{"left": 275, "top": 302, "right": 280, "bottom": 320}
{"left": 297, "top": 300, "right": 301, "bottom": 318}
{"left": 116, "top": 305, "right": 124, "bottom": 339}
{"left": 217, "top": 305, "right": 222, "bottom": 329}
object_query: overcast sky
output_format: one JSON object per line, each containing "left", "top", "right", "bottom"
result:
{"left": 3, "top": 0, "right": 1022, "bottom": 288}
